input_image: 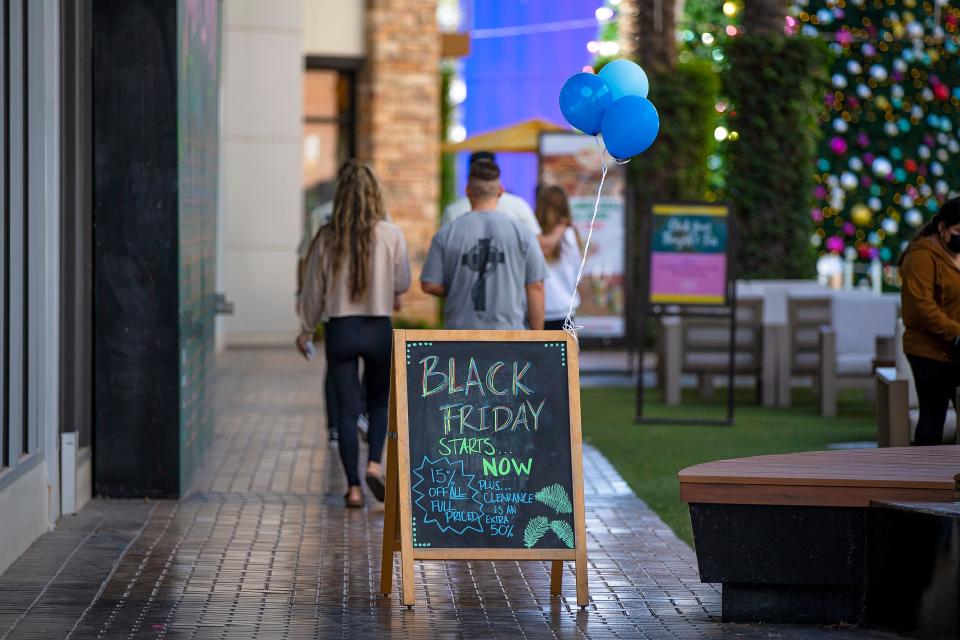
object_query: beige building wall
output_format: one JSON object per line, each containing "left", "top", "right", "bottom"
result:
{"left": 303, "top": 0, "right": 364, "bottom": 57}
{"left": 218, "top": 0, "right": 439, "bottom": 346}
{"left": 220, "top": 0, "right": 304, "bottom": 345}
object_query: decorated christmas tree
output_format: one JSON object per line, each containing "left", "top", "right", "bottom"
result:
{"left": 791, "top": 0, "right": 960, "bottom": 284}
{"left": 594, "top": 1, "right": 960, "bottom": 282}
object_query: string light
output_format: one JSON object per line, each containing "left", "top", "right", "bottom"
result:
{"left": 595, "top": 7, "right": 614, "bottom": 22}
{"left": 598, "top": 41, "right": 620, "bottom": 56}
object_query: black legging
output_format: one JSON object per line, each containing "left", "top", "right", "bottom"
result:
{"left": 906, "top": 354, "right": 959, "bottom": 446}
{"left": 325, "top": 316, "right": 391, "bottom": 486}
{"left": 324, "top": 366, "right": 367, "bottom": 438}
{"left": 324, "top": 371, "right": 338, "bottom": 438}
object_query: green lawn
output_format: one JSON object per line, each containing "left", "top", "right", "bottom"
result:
{"left": 580, "top": 387, "right": 877, "bottom": 547}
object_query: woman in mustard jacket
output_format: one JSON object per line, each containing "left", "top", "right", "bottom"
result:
{"left": 899, "top": 196, "right": 960, "bottom": 445}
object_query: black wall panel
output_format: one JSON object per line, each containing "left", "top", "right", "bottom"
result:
{"left": 93, "top": 0, "right": 181, "bottom": 497}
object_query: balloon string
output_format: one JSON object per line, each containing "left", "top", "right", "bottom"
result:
{"left": 563, "top": 136, "right": 615, "bottom": 347}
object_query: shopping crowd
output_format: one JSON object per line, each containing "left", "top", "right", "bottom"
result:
{"left": 295, "top": 153, "right": 582, "bottom": 507}
{"left": 295, "top": 149, "right": 960, "bottom": 507}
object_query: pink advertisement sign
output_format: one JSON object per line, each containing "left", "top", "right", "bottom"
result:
{"left": 649, "top": 205, "right": 729, "bottom": 305}
{"left": 650, "top": 253, "right": 727, "bottom": 304}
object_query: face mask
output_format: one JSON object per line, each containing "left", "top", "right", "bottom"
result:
{"left": 947, "top": 233, "right": 960, "bottom": 253}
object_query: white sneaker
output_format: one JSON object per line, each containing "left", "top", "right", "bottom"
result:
{"left": 358, "top": 413, "right": 369, "bottom": 443}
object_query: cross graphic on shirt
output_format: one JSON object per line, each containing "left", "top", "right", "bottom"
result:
{"left": 461, "top": 238, "right": 505, "bottom": 312}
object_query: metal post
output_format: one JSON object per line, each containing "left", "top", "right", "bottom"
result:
{"left": 725, "top": 282, "right": 737, "bottom": 425}
{"left": 634, "top": 304, "right": 647, "bottom": 421}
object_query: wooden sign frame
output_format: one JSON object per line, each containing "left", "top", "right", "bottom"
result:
{"left": 380, "top": 329, "right": 588, "bottom": 607}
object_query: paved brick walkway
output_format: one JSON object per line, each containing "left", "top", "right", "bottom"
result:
{"left": 0, "top": 350, "right": 902, "bottom": 639}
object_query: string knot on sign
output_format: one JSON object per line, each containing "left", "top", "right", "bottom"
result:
{"left": 563, "top": 136, "right": 629, "bottom": 347}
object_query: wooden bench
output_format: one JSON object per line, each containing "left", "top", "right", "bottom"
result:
{"left": 680, "top": 447, "right": 957, "bottom": 506}
{"left": 679, "top": 447, "right": 959, "bottom": 628}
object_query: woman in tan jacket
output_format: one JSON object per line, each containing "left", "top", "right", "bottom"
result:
{"left": 298, "top": 161, "right": 411, "bottom": 505}
{"left": 899, "top": 196, "right": 960, "bottom": 445}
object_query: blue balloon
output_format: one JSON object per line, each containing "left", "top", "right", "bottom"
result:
{"left": 559, "top": 73, "right": 613, "bottom": 135}
{"left": 600, "top": 96, "right": 660, "bottom": 160}
{"left": 598, "top": 59, "right": 649, "bottom": 100}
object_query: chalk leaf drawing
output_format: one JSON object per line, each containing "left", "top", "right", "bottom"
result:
{"left": 534, "top": 483, "right": 572, "bottom": 515}
{"left": 550, "top": 520, "right": 575, "bottom": 549}
{"left": 523, "top": 516, "right": 550, "bottom": 548}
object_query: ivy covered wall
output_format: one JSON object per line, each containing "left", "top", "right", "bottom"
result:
{"left": 725, "top": 34, "right": 828, "bottom": 279}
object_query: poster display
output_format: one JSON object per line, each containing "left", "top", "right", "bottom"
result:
{"left": 539, "top": 133, "right": 627, "bottom": 338}
{"left": 649, "top": 204, "right": 730, "bottom": 306}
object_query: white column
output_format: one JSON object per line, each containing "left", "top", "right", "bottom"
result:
{"left": 34, "top": 0, "right": 60, "bottom": 527}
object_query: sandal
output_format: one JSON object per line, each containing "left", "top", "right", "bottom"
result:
{"left": 344, "top": 490, "right": 364, "bottom": 508}
{"left": 365, "top": 472, "right": 386, "bottom": 502}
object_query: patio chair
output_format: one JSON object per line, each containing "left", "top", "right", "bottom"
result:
{"left": 737, "top": 280, "right": 830, "bottom": 406}
{"left": 875, "top": 320, "right": 959, "bottom": 446}
{"left": 817, "top": 294, "right": 897, "bottom": 417}
{"left": 658, "top": 298, "right": 764, "bottom": 406}
{"left": 780, "top": 294, "right": 833, "bottom": 407}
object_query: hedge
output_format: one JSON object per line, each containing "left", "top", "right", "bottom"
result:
{"left": 724, "top": 35, "right": 828, "bottom": 279}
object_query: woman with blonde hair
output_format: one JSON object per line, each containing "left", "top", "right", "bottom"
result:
{"left": 298, "top": 160, "right": 411, "bottom": 506}
{"left": 535, "top": 185, "right": 582, "bottom": 330}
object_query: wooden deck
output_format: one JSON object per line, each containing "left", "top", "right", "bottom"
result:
{"left": 679, "top": 446, "right": 959, "bottom": 507}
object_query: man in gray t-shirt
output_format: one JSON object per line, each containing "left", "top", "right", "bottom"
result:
{"left": 421, "top": 159, "right": 547, "bottom": 330}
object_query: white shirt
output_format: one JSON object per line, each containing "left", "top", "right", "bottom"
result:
{"left": 296, "top": 201, "right": 333, "bottom": 259}
{"left": 544, "top": 227, "right": 582, "bottom": 321}
{"left": 441, "top": 193, "right": 542, "bottom": 234}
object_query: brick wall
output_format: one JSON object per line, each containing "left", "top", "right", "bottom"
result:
{"left": 358, "top": 0, "right": 440, "bottom": 324}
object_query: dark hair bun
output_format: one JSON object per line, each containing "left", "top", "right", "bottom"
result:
{"left": 468, "top": 151, "right": 496, "bottom": 165}
{"left": 468, "top": 158, "right": 501, "bottom": 182}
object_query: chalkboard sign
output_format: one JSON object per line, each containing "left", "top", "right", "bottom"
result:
{"left": 380, "top": 330, "right": 587, "bottom": 607}
{"left": 649, "top": 204, "right": 730, "bottom": 306}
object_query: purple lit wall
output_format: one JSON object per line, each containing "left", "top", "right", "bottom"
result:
{"left": 459, "top": 2, "right": 598, "bottom": 206}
